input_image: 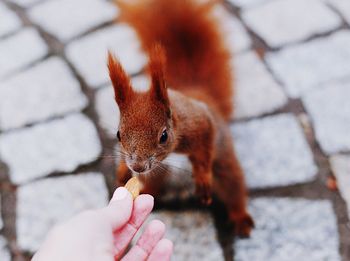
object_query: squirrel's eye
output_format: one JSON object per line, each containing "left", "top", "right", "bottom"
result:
{"left": 117, "top": 131, "right": 121, "bottom": 142}
{"left": 160, "top": 129, "right": 168, "bottom": 144}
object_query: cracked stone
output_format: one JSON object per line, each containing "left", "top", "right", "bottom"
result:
{"left": 266, "top": 30, "right": 350, "bottom": 97}
{"left": 0, "top": 113, "right": 102, "bottom": 184}
{"left": 28, "top": 0, "right": 118, "bottom": 42}
{"left": 0, "top": 57, "right": 88, "bottom": 131}
{"left": 233, "top": 51, "right": 287, "bottom": 119}
{"left": 330, "top": 155, "right": 350, "bottom": 218}
{"left": 325, "top": 0, "right": 350, "bottom": 25}
{"left": 66, "top": 25, "right": 147, "bottom": 88}
{"left": 148, "top": 211, "right": 222, "bottom": 261}
{"left": 0, "top": 28, "right": 48, "bottom": 79}
{"left": 241, "top": 0, "right": 341, "bottom": 48}
{"left": 302, "top": 80, "right": 350, "bottom": 154}
{"left": 232, "top": 114, "right": 317, "bottom": 188}
{"left": 0, "top": 2, "right": 21, "bottom": 37}
{"left": 16, "top": 173, "right": 108, "bottom": 252}
{"left": 235, "top": 198, "right": 340, "bottom": 261}
{"left": 211, "top": 5, "right": 252, "bottom": 53}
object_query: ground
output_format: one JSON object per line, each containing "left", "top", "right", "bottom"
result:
{"left": 0, "top": 0, "right": 349, "bottom": 260}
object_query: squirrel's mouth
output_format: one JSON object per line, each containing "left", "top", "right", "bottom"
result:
{"left": 127, "top": 161, "right": 153, "bottom": 175}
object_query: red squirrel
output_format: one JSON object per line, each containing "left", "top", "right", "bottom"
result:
{"left": 107, "top": 0, "right": 254, "bottom": 237}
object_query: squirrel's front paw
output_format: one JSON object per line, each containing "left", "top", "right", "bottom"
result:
{"left": 230, "top": 212, "right": 255, "bottom": 238}
{"left": 195, "top": 180, "right": 212, "bottom": 206}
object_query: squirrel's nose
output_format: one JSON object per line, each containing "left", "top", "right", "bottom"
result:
{"left": 131, "top": 164, "right": 146, "bottom": 173}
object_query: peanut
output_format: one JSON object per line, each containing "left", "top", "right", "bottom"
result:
{"left": 125, "top": 177, "right": 142, "bottom": 199}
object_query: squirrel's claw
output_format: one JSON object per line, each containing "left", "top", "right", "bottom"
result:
{"left": 230, "top": 212, "right": 255, "bottom": 238}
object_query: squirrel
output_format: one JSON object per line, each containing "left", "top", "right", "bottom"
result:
{"left": 107, "top": 0, "right": 254, "bottom": 237}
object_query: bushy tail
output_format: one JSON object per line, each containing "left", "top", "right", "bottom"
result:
{"left": 117, "top": 0, "right": 233, "bottom": 119}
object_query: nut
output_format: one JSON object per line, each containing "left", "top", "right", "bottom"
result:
{"left": 125, "top": 177, "right": 142, "bottom": 199}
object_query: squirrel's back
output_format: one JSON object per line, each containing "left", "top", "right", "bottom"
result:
{"left": 117, "top": 0, "right": 233, "bottom": 120}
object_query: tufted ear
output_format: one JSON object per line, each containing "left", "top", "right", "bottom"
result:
{"left": 149, "top": 44, "right": 169, "bottom": 107}
{"left": 107, "top": 51, "right": 133, "bottom": 108}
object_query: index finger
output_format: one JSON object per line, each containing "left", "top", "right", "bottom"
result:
{"left": 113, "top": 194, "right": 154, "bottom": 259}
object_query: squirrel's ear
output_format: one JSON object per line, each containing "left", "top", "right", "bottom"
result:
{"left": 107, "top": 51, "right": 132, "bottom": 107}
{"left": 149, "top": 44, "right": 169, "bottom": 107}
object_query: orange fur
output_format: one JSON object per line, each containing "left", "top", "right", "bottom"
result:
{"left": 118, "top": 0, "right": 233, "bottom": 120}
{"left": 109, "top": 0, "right": 254, "bottom": 237}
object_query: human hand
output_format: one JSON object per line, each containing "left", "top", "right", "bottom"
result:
{"left": 32, "top": 187, "right": 173, "bottom": 261}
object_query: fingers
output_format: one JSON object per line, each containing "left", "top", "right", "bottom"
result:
{"left": 113, "top": 194, "right": 154, "bottom": 258}
{"left": 147, "top": 238, "right": 173, "bottom": 261}
{"left": 102, "top": 187, "right": 133, "bottom": 230}
{"left": 121, "top": 220, "right": 166, "bottom": 261}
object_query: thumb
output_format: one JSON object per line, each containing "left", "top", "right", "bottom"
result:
{"left": 101, "top": 187, "right": 133, "bottom": 230}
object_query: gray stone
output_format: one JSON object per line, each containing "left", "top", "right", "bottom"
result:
{"left": 241, "top": 0, "right": 341, "bottom": 48}
{"left": 235, "top": 198, "right": 340, "bottom": 261}
{"left": 0, "top": 113, "right": 102, "bottom": 184}
{"left": 0, "top": 237, "right": 11, "bottom": 261}
{"left": 0, "top": 2, "right": 21, "bottom": 37}
{"left": 0, "top": 57, "right": 88, "bottom": 130}
{"left": 211, "top": 5, "right": 252, "bottom": 54}
{"left": 266, "top": 30, "right": 350, "bottom": 97}
{"left": 302, "top": 80, "right": 350, "bottom": 154}
{"left": 9, "top": 0, "right": 44, "bottom": 8}
{"left": 28, "top": 0, "right": 118, "bottom": 42}
{"left": 0, "top": 28, "right": 48, "bottom": 79}
{"left": 95, "top": 86, "right": 120, "bottom": 138}
{"left": 95, "top": 75, "right": 151, "bottom": 138}
{"left": 227, "top": 0, "right": 272, "bottom": 9}
{"left": 16, "top": 173, "right": 109, "bottom": 252}
{"left": 66, "top": 25, "right": 147, "bottom": 88}
{"left": 0, "top": 195, "right": 2, "bottom": 229}
{"left": 330, "top": 155, "right": 350, "bottom": 218}
{"left": 232, "top": 114, "right": 317, "bottom": 188}
{"left": 326, "top": 0, "right": 350, "bottom": 25}
{"left": 233, "top": 51, "right": 287, "bottom": 119}
{"left": 149, "top": 211, "right": 223, "bottom": 261}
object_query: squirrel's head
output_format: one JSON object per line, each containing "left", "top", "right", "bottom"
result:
{"left": 108, "top": 45, "right": 175, "bottom": 175}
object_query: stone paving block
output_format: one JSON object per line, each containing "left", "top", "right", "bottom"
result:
{"left": 0, "top": 113, "right": 102, "bottom": 184}
{"left": 233, "top": 51, "right": 287, "bottom": 119}
{"left": 330, "top": 155, "right": 350, "bottom": 217}
{"left": 28, "top": 0, "right": 118, "bottom": 42}
{"left": 0, "top": 196, "right": 2, "bottom": 229}
{"left": 16, "top": 173, "right": 108, "bottom": 252}
{"left": 0, "top": 57, "right": 88, "bottom": 131}
{"left": 227, "top": 0, "right": 271, "bottom": 9}
{"left": 149, "top": 211, "right": 223, "bottom": 261}
{"left": 95, "top": 75, "right": 150, "bottom": 138}
{"left": 211, "top": 5, "right": 252, "bottom": 53}
{"left": 232, "top": 114, "right": 317, "bottom": 188}
{"left": 235, "top": 198, "right": 340, "bottom": 261}
{"left": 95, "top": 86, "right": 120, "bottom": 138}
{"left": 302, "top": 80, "right": 350, "bottom": 154}
{"left": 66, "top": 25, "right": 147, "bottom": 88}
{"left": 266, "top": 30, "right": 350, "bottom": 98}
{"left": 0, "top": 2, "right": 21, "bottom": 37}
{"left": 0, "top": 236, "right": 11, "bottom": 261}
{"left": 326, "top": 0, "right": 350, "bottom": 25}
{"left": 0, "top": 28, "right": 48, "bottom": 79}
{"left": 241, "top": 0, "right": 341, "bottom": 48}
{"left": 9, "top": 0, "right": 44, "bottom": 8}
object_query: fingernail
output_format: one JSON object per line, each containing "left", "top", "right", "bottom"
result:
{"left": 111, "top": 187, "right": 128, "bottom": 201}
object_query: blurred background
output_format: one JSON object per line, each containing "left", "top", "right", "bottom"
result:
{"left": 0, "top": 0, "right": 349, "bottom": 260}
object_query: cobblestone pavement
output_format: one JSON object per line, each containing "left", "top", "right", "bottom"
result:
{"left": 0, "top": 0, "right": 349, "bottom": 260}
